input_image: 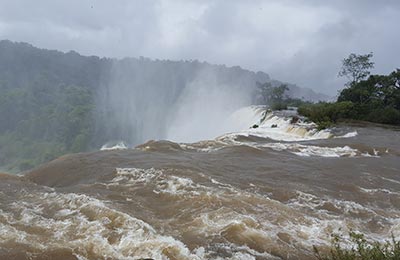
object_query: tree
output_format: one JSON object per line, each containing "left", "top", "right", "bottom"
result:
{"left": 257, "top": 82, "right": 289, "bottom": 105}
{"left": 338, "top": 52, "right": 374, "bottom": 87}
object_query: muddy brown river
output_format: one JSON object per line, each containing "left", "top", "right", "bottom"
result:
{"left": 1, "top": 108, "right": 399, "bottom": 259}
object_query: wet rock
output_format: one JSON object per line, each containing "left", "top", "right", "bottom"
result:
{"left": 290, "top": 116, "right": 300, "bottom": 124}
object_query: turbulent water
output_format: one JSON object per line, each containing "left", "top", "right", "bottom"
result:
{"left": 1, "top": 106, "right": 400, "bottom": 260}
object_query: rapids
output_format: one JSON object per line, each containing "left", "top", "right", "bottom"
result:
{"left": 1, "top": 106, "right": 399, "bottom": 259}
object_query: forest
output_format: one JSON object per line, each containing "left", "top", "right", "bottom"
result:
{"left": 0, "top": 40, "right": 327, "bottom": 172}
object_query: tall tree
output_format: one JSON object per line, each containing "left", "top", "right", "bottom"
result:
{"left": 257, "top": 82, "right": 288, "bottom": 105}
{"left": 338, "top": 53, "right": 374, "bottom": 87}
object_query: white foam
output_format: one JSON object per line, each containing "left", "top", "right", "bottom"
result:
{"left": 184, "top": 139, "right": 374, "bottom": 158}
{"left": 112, "top": 167, "right": 162, "bottom": 184}
{"left": 2, "top": 168, "right": 398, "bottom": 258}
{"left": 1, "top": 192, "right": 199, "bottom": 260}
{"left": 216, "top": 135, "right": 362, "bottom": 158}
{"left": 337, "top": 131, "right": 358, "bottom": 138}
{"left": 288, "top": 191, "right": 377, "bottom": 216}
{"left": 220, "top": 106, "right": 365, "bottom": 144}
{"left": 111, "top": 168, "right": 201, "bottom": 197}
{"left": 290, "top": 145, "right": 358, "bottom": 158}
{"left": 223, "top": 107, "right": 333, "bottom": 142}
{"left": 223, "top": 105, "right": 268, "bottom": 132}
{"left": 283, "top": 191, "right": 400, "bottom": 245}
{"left": 110, "top": 169, "right": 357, "bottom": 256}
{"left": 100, "top": 141, "right": 128, "bottom": 151}
{"left": 209, "top": 109, "right": 374, "bottom": 158}
{"left": 179, "top": 142, "right": 224, "bottom": 153}
{"left": 358, "top": 187, "right": 400, "bottom": 196}
{"left": 381, "top": 177, "right": 400, "bottom": 185}
{"left": 194, "top": 243, "right": 279, "bottom": 260}
{"left": 235, "top": 118, "right": 331, "bottom": 142}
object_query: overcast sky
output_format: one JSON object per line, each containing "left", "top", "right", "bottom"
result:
{"left": 0, "top": 0, "right": 399, "bottom": 95}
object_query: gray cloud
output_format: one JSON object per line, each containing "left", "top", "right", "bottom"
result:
{"left": 0, "top": 0, "right": 399, "bottom": 95}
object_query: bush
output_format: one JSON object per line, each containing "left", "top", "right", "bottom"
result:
{"left": 366, "top": 108, "right": 400, "bottom": 125}
{"left": 298, "top": 101, "right": 354, "bottom": 129}
{"left": 336, "top": 70, "right": 400, "bottom": 126}
{"left": 314, "top": 231, "right": 400, "bottom": 260}
{"left": 270, "top": 102, "right": 288, "bottom": 111}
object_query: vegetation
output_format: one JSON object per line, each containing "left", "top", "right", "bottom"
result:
{"left": 2, "top": 40, "right": 326, "bottom": 172}
{"left": 298, "top": 101, "right": 355, "bottom": 130}
{"left": 298, "top": 53, "right": 400, "bottom": 129}
{"left": 4, "top": 41, "right": 392, "bottom": 172}
{"left": 257, "top": 82, "right": 289, "bottom": 106}
{"left": 338, "top": 52, "right": 375, "bottom": 87}
{"left": 314, "top": 231, "right": 400, "bottom": 260}
{"left": 0, "top": 83, "right": 95, "bottom": 172}
{"left": 337, "top": 70, "right": 400, "bottom": 124}
{"left": 257, "top": 81, "right": 315, "bottom": 111}
{"left": 0, "top": 41, "right": 109, "bottom": 172}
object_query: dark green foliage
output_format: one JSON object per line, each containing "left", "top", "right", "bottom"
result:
{"left": 337, "top": 69, "right": 400, "bottom": 125}
{"left": 0, "top": 84, "right": 94, "bottom": 172}
{"left": 314, "top": 232, "right": 400, "bottom": 260}
{"left": 0, "top": 133, "right": 66, "bottom": 172}
{"left": 0, "top": 41, "right": 99, "bottom": 172}
{"left": 3, "top": 41, "right": 383, "bottom": 172}
{"left": 0, "top": 40, "right": 277, "bottom": 172}
{"left": 270, "top": 102, "right": 288, "bottom": 111}
{"left": 338, "top": 53, "right": 374, "bottom": 87}
{"left": 366, "top": 108, "right": 400, "bottom": 125}
{"left": 298, "top": 102, "right": 355, "bottom": 129}
{"left": 299, "top": 69, "right": 400, "bottom": 128}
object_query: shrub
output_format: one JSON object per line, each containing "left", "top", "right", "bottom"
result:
{"left": 270, "top": 102, "right": 288, "bottom": 111}
{"left": 298, "top": 101, "right": 354, "bottom": 129}
{"left": 314, "top": 232, "right": 400, "bottom": 260}
{"left": 366, "top": 108, "right": 400, "bottom": 125}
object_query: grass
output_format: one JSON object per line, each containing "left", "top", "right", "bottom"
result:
{"left": 314, "top": 231, "right": 400, "bottom": 260}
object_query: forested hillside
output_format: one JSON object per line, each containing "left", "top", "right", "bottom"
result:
{"left": 0, "top": 40, "right": 329, "bottom": 172}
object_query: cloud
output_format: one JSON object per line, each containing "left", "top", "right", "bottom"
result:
{"left": 0, "top": 0, "right": 399, "bottom": 95}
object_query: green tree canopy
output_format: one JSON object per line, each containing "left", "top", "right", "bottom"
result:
{"left": 338, "top": 52, "right": 374, "bottom": 87}
{"left": 299, "top": 69, "right": 400, "bottom": 128}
